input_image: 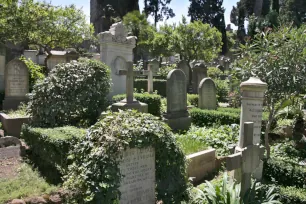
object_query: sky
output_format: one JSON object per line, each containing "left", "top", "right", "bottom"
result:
{"left": 40, "top": 0, "right": 239, "bottom": 29}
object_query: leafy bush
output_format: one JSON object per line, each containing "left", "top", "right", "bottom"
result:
{"left": 158, "top": 64, "right": 176, "bottom": 79}
{"left": 207, "top": 67, "right": 223, "bottom": 79}
{"left": 21, "top": 125, "right": 86, "bottom": 183}
{"left": 176, "top": 125, "right": 239, "bottom": 156}
{"left": 215, "top": 79, "right": 229, "bottom": 103}
{"left": 27, "top": 58, "right": 111, "bottom": 127}
{"left": 112, "top": 92, "right": 162, "bottom": 116}
{"left": 64, "top": 110, "right": 190, "bottom": 203}
{"left": 134, "top": 79, "right": 167, "bottom": 97}
{"left": 263, "top": 157, "right": 306, "bottom": 188}
{"left": 187, "top": 94, "right": 198, "bottom": 107}
{"left": 260, "top": 184, "right": 306, "bottom": 204}
{"left": 189, "top": 108, "right": 240, "bottom": 127}
{"left": 20, "top": 56, "right": 45, "bottom": 90}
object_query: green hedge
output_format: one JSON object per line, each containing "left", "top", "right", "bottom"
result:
{"left": 263, "top": 158, "right": 306, "bottom": 188}
{"left": 134, "top": 79, "right": 166, "bottom": 97}
{"left": 21, "top": 125, "right": 86, "bottom": 184}
{"left": 187, "top": 94, "right": 198, "bottom": 107}
{"left": 112, "top": 93, "right": 162, "bottom": 116}
{"left": 189, "top": 108, "right": 240, "bottom": 127}
{"left": 260, "top": 184, "right": 306, "bottom": 204}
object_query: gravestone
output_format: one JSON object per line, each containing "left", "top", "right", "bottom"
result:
{"left": 177, "top": 60, "right": 190, "bottom": 88}
{"left": 3, "top": 59, "right": 29, "bottom": 110}
{"left": 119, "top": 147, "right": 155, "bottom": 204}
{"left": 192, "top": 63, "right": 207, "bottom": 94}
{"left": 239, "top": 77, "right": 267, "bottom": 180}
{"left": 142, "top": 59, "right": 159, "bottom": 93}
{"left": 23, "top": 50, "right": 38, "bottom": 64}
{"left": 99, "top": 22, "right": 136, "bottom": 97}
{"left": 198, "top": 78, "right": 217, "bottom": 110}
{"left": 111, "top": 62, "right": 148, "bottom": 113}
{"left": 163, "top": 69, "right": 191, "bottom": 131}
{"left": 226, "top": 122, "right": 265, "bottom": 197}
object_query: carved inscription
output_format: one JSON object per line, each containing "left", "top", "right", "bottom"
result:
{"left": 6, "top": 60, "right": 28, "bottom": 97}
{"left": 119, "top": 147, "right": 155, "bottom": 204}
{"left": 241, "top": 99, "right": 263, "bottom": 144}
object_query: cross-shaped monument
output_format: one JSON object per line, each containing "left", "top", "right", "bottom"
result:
{"left": 142, "top": 59, "right": 159, "bottom": 93}
{"left": 226, "top": 122, "right": 265, "bottom": 197}
{"left": 111, "top": 61, "right": 148, "bottom": 113}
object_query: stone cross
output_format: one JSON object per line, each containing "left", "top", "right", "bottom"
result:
{"left": 118, "top": 62, "right": 141, "bottom": 103}
{"left": 142, "top": 59, "right": 159, "bottom": 93}
{"left": 226, "top": 122, "right": 265, "bottom": 197}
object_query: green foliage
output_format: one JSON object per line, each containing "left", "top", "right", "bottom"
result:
{"left": 189, "top": 108, "right": 240, "bottom": 127}
{"left": 143, "top": 0, "right": 175, "bottom": 26}
{"left": 192, "top": 174, "right": 281, "bottom": 204}
{"left": 64, "top": 110, "right": 190, "bottom": 203}
{"left": 157, "top": 64, "right": 177, "bottom": 79}
{"left": 187, "top": 94, "right": 199, "bottom": 107}
{"left": 0, "top": 0, "right": 94, "bottom": 53}
{"left": 263, "top": 157, "right": 306, "bottom": 188}
{"left": 260, "top": 184, "right": 306, "bottom": 204}
{"left": 207, "top": 67, "right": 223, "bottom": 79}
{"left": 175, "top": 125, "right": 239, "bottom": 156}
{"left": 4, "top": 103, "right": 28, "bottom": 118}
{"left": 215, "top": 79, "right": 229, "bottom": 103}
{"left": 20, "top": 56, "right": 45, "bottom": 90}
{"left": 112, "top": 92, "right": 162, "bottom": 116}
{"left": 21, "top": 125, "right": 86, "bottom": 183}
{"left": 134, "top": 79, "right": 167, "bottom": 97}
{"left": 0, "top": 164, "right": 57, "bottom": 204}
{"left": 27, "top": 58, "right": 111, "bottom": 128}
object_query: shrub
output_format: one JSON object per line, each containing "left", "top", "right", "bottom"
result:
{"left": 134, "top": 79, "right": 167, "bottom": 97}
{"left": 20, "top": 56, "right": 45, "bottom": 90}
{"left": 158, "top": 64, "right": 176, "bottom": 79}
{"left": 175, "top": 125, "right": 239, "bottom": 156}
{"left": 21, "top": 125, "right": 86, "bottom": 183}
{"left": 263, "top": 157, "right": 306, "bottom": 188}
{"left": 27, "top": 58, "right": 111, "bottom": 127}
{"left": 189, "top": 108, "right": 240, "bottom": 127}
{"left": 112, "top": 93, "right": 162, "bottom": 116}
{"left": 215, "top": 79, "right": 229, "bottom": 103}
{"left": 207, "top": 67, "right": 223, "bottom": 79}
{"left": 64, "top": 110, "right": 190, "bottom": 203}
{"left": 187, "top": 94, "right": 198, "bottom": 107}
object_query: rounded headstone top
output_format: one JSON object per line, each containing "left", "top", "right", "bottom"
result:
{"left": 240, "top": 77, "right": 267, "bottom": 91}
{"left": 199, "top": 77, "right": 216, "bottom": 89}
{"left": 193, "top": 63, "right": 207, "bottom": 70}
{"left": 167, "top": 69, "right": 186, "bottom": 80}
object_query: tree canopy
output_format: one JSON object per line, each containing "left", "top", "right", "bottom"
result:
{"left": 0, "top": 0, "right": 94, "bottom": 55}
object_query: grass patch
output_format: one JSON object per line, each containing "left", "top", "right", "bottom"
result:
{"left": 0, "top": 164, "right": 57, "bottom": 203}
{"left": 175, "top": 134, "right": 209, "bottom": 155}
{"left": 3, "top": 104, "right": 28, "bottom": 118}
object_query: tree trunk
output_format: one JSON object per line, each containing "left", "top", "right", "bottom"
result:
{"left": 265, "top": 111, "right": 274, "bottom": 159}
{"left": 254, "top": 0, "right": 263, "bottom": 17}
{"left": 272, "top": 0, "right": 279, "bottom": 13}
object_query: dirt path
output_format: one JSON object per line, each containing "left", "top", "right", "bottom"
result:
{"left": 0, "top": 146, "right": 22, "bottom": 179}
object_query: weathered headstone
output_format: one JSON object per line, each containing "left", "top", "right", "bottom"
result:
{"left": 163, "top": 69, "right": 191, "bottom": 131}
{"left": 198, "top": 78, "right": 217, "bottom": 110}
{"left": 23, "top": 50, "right": 38, "bottom": 64}
{"left": 192, "top": 63, "right": 207, "bottom": 94}
{"left": 177, "top": 60, "right": 190, "bottom": 88}
{"left": 118, "top": 147, "right": 155, "bottom": 204}
{"left": 142, "top": 59, "right": 159, "bottom": 93}
{"left": 239, "top": 77, "right": 267, "bottom": 180}
{"left": 99, "top": 22, "right": 136, "bottom": 97}
{"left": 3, "top": 59, "right": 29, "bottom": 110}
{"left": 111, "top": 62, "right": 148, "bottom": 113}
{"left": 226, "top": 122, "right": 265, "bottom": 197}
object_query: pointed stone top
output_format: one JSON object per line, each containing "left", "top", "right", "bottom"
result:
{"left": 240, "top": 77, "right": 267, "bottom": 91}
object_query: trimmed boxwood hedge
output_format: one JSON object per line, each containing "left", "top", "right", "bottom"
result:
{"left": 263, "top": 157, "right": 306, "bottom": 188}
{"left": 134, "top": 79, "right": 166, "bottom": 97}
{"left": 189, "top": 108, "right": 240, "bottom": 127}
{"left": 21, "top": 125, "right": 86, "bottom": 184}
{"left": 187, "top": 94, "right": 198, "bottom": 107}
{"left": 112, "top": 93, "right": 162, "bottom": 116}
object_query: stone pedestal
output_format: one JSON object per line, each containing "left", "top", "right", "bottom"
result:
{"left": 163, "top": 111, "right": 191, "bottom": 131}
{"left": 111, "top": 99, "right": 148, "bottom": 113}
{"left": 239, "top": 77, "right": 267, "bottom": 180}
{"left": 3, "top": 96, "right": 28, "bottom": 110}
